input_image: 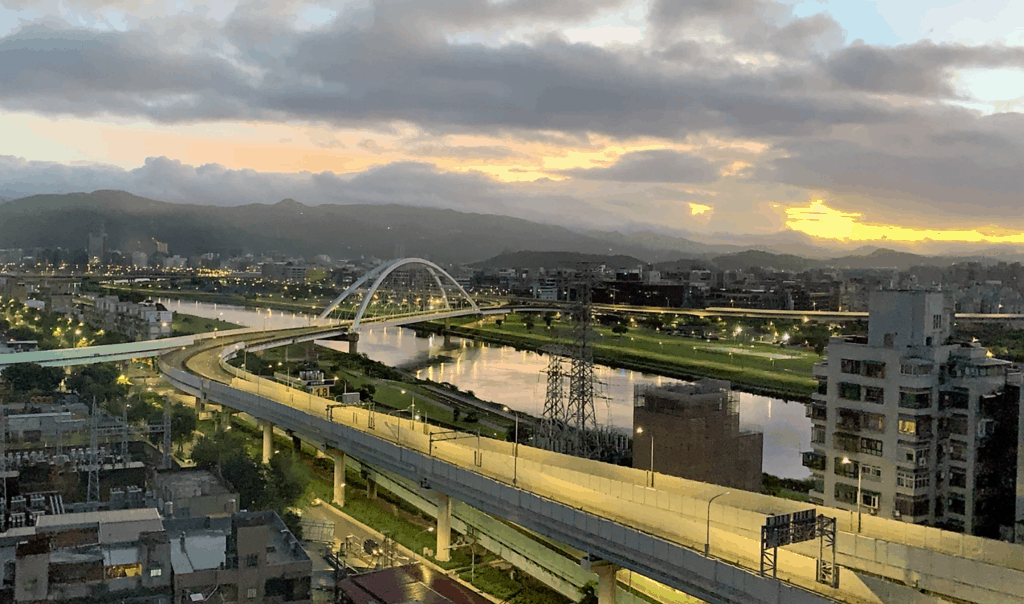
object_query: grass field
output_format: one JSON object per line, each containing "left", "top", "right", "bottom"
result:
{"left": 172, "top": 312, "right": 243, "bottom": 335}
{"left": 441, "top": 315, "right": 821, "bottom": 399}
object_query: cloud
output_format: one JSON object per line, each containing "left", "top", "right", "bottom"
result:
{"left": 825, "top": 41, "right": 1024, "bottom": 97}
{"left": 563, "top": 149, "right": 721, "bottom": 183}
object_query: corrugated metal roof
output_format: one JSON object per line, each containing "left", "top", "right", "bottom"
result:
{"left": 339, "top": 565, "right": 492, "bottom": 604}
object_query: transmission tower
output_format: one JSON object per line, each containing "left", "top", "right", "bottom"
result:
{"left": 565, "top": 269, "right": 601, "bottom": 458}
{"left": 539, "top": 345, "right": 570, "bottom": 453}
{"left": 0, "top": 403, "right": 6, "bottom": 510}
{"left": 87, "top": 402, "right": 100, "bottom": 504}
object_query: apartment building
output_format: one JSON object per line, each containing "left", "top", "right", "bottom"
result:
{"left": 84, "top": 296, "right": 173, "bottom": 340}
{"left": 804, "top": 290, "right": 1024, "bottom": 541}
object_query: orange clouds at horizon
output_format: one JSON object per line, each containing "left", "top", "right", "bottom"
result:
{"left": 786, "top": 200, "right": 1024, "bottom": 244}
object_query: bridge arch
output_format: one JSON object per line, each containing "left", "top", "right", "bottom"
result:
{"left": 317, "top": 258, "right": 479, "bottom": 328}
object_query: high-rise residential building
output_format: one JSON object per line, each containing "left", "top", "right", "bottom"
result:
{"left": 87, "top": 231, "right": 107, "bottom": 266}
{"left": 633, "top": 379, "right": 763, "bottom": 492}
{"left": 804, "top": 290, "right": 1024, "bottom": 541}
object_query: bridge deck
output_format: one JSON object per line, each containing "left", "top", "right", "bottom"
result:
{"left": 159, "top": 327, "right": 1024, "bottom": 604}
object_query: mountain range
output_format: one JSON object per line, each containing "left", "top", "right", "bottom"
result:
{"left": 1, "top": 190, "right": 1023, "bottom": 269}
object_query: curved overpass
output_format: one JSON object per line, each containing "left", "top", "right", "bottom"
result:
{"left": 158, "top": 327, "right": 1024, "bottom": 604}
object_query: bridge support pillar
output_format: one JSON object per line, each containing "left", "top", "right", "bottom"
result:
{"left": 331, "top": 450, "right": 346, "bottom": 507}
{"left": 347, "top": 333, "right": 359, "bottom": 355}
{"left": 435, "top": 493, "right": 452, "bottom": 562}
{"left": 366, "top": 476, "right": 377, "bottom": 500}
{"left": 195, "top": 397, "right": 205, "bottom": 416}
{"left": 594, "top": 563, "right": 620, "bottom": 604}
{"left": 260, "top": 420, "right": 273, "bottom": 464}
{"left": 218, "top": 407, "right": 232, "bottom": 431}
{"left": 292, "top": 434, "right": 302, "bottom": 453}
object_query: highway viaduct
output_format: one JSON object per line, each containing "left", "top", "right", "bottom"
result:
{"left": 155, "top": 325, "right": 1024, "bottom": 604}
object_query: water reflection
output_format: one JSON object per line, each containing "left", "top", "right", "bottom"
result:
{"left": 158, "top": 300, "right": 810, "bottom": 478}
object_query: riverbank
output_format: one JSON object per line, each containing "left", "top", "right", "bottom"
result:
{"left": 425, "top": 316, "right": 818, "bottom": 402}
{"left": 100, "top": 283, "right": 326, "bottom": 315}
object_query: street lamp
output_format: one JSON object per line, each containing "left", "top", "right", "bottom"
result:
{"left": 841, "top": 457, "right": 863, "bottom": 532}
{"left": 635, "top": 426, "right": 654, "bottom": 487}
{"left": 503, "top": 406, "right": 519, "bottom": 486}
{"left": 704, "top": 491, "right": 730, "bottom": 557}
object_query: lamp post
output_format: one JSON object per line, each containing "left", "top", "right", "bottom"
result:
{"left": 842, "top": 457, "right": 863, "bottom": 532}
{"left": 635, "top": 426, "right": 654, "bottom": 487}
{"left": 503, "top": 406, "right": 519, "bottom": 486}
{"left": 704, "top": 491, "right": 730, "bottom": 556}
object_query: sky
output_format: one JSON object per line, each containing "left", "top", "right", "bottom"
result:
{"left": 1, "top": 0, "right": 1024, "bottom": 248}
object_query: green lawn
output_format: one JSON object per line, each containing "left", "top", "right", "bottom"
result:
{"left": 443, "top": 315, "right": 821, "bottom": 399}
{"left": 172, "top": 313, "right": 243, "bottom": 335}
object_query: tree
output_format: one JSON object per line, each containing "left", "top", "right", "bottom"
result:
{"left": 67, "top": 363, "right": 128, "bottom": 406}
{"left": 577, "top": 583, "right": 598, "bottom": 604}
{"left": 543, "top": 312, "right": 556, "bottom": 328}
{"left": 612, "top": 324, "right": 628, "bottom": 336}
{"left": 171, "top": 403, "right": 198, "bottom": 452}
{"left": 523, "top": 316, "right": 535, "bottom": 331}
{"left": 266, "top": 453, "right": 304, "bottom": 509}
{"left": 495, "top": 319, "right": 503, "bottom": 328}
{"left": 2, "top": 363, "right": 65, "bottom": 394}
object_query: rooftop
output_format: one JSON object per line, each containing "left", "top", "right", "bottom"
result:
{"left": 338, "top": 564, "right": 493, "bottom": 604}
{"left": 154, "top": 468, "right": 234, "bottom": 500}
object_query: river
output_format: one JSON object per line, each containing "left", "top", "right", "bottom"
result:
{"left": 160, "top": 298, "right": 811, "bottom": 479}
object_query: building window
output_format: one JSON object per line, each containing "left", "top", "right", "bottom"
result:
{"left": 895, "top": 495, "right": 930, "bottom": 517}
{"left": 860, "top": 437, "right": 883, "bottom": 456}
{"left": 834, "top": 457, "right": 857, "bottom": 478}
{"left": 837, "top": 408, "right": 861, "bottom": 430}
{"left": 862, "top": 464, "right": 882, "bottom": 481}
{"left": 864, "top": 361, "right": 885, "bottom": 379}
{"left": 949, "top": 469, "right": 967, "bottom": 488}
{"left": 247, "top": 588, "right": 258, "bottom": 599}
{"left": 839, "top": 382, "right": 862, "bottom": 401}
{"left": 811, "top": 425, "right": 826, "bottom": 444}
{"left": 834, "top": 482, "right": 858, "bottom": 504}
{"left": 841, "top": 359, "right": 862, "bottom": 374}
{"left": 862, "top": 413, "right": 885, "bottom": 433}
{"left": 245, "top": 554, "right": 259, "bottom": 568}
{"left": 861, "top": 491, "right": 880, "bottom": 509}
{"left": 149, "top": 568, "right": 162, "bottom": 577}
{"left": 901, "top": 362, "right": 933, "bottom": 375}
{"left": 864, "top": 387, "right": 884, "bottom": 404}
{"left": 939, "top": 389, "right": 969, "bottom": 410}
{"left": 933, "top": 314, "right": 942, "bottom": 329}
{"left": 950, "top": 440, "right": 967, "bottom": 462}
{"left": 834, "top": 432, "right": 860, "bottom": 453}
{"left": 884, "top": 333, "right": 895, "bottom": 348}
{"left": 948, "top": 494, "right": 966, "bottom": 516}
{"left": 899, "top": 388, "right": 932, "bottom": 409}
{"left": 898, "top": 417, "right": 917, "bottom": 436}
{"left": 946, "top": 415, "right": 969, "bottom": 436}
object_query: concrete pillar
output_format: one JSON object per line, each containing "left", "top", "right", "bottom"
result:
{"left": 348, "top": 332, "right": 359, "bottom": 355}
{"left": 435, "top": 493, "right": 452, "bottom": 562}
{"left": 219, "top": 407, "right": 231, "bottom": 431}
{"left": 291, "top": 434, "right": 302, "bottom": 453}
{"left": 332, "top": 451, "right": 346, "bottom": 507}
{"left": 367, "top": 477, "right": 377, "bottom": 500}
{"left": 594, "top": 564, "right": 619, "bottom": 604}
{"left": 260, "top": 420, "right": 273, "bottom": 464}
{"left": 195, "top": 397, "right": 205, "bottom": 415}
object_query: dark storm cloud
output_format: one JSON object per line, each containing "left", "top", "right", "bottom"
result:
{"left": 763, "top": 113, "right": 1024, "bottom": 218}
{"left": 825, "top": 41, "right": 1024, "bottom": 97}
{"left": 0, "top": 15, "right": 898, "bottom": 137}
{"left": 562, "top": 149, "right": 721, "bottom": 183}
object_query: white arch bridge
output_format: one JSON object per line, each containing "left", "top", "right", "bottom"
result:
{"left": 318, "top": 257, "right": 481, "bottom": 329}
{"left": 0, "top": 259, "right": 555, "bottom": 369}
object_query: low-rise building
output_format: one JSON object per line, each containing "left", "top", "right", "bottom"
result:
{"left": 261, "top": 262, "right": 307, "bottom": 283}
{"left": 84, "top": 296, "right": 173, "bottom": 340}
{"left": 633, "top": 379, "right": 763, "bottom": 492}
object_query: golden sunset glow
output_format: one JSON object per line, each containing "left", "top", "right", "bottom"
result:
{"left": 786, "top": 200, "right": 1024, "bottom": 243}
{"left": 689, "top": 202, "right": 712, "bottom": 215}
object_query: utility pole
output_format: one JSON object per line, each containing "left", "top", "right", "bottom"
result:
{"left": 87, "top": 400, "right": 99, "bottom": 504}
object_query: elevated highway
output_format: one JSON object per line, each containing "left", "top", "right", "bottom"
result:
{"left": 158, "top": 326, "right": 1024, "bottom": 604}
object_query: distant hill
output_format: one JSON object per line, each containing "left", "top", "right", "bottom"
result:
{"left": 473, "top": 251, "right": 646, "bottom": 270}
{"left": 585, "top": 230, "right": 737, "bottom": 258}
{"left": 827, "top": 248, "right": 955, "bottom": 270}
{"left": 0, "top": 191, "right": 693, "bottom": 264}
{"left": 710, "top": 250, "right": 824, "bottom": 272}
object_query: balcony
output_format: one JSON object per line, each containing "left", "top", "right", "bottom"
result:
{"left": 802, "top": 451, "right": 827, "bottom": 471}
{"left": 805, "top": 404, "right": 827, "bottom": 421}
{"left": 812, "top": 362, "right": 828, "bottom": 379}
